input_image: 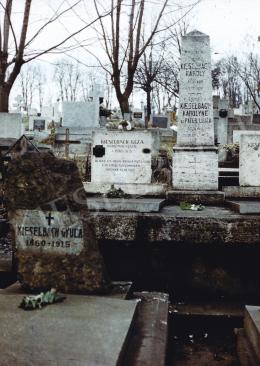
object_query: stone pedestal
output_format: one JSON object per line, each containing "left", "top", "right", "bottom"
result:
{"left": 172, "top": 30, "right": 218, "bottom": 191}
{"left": 172, "top": 146, "right": 218, "bottom": 190}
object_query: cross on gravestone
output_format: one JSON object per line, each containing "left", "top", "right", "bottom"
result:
{"left": 45, "top": 212, "right": 54, "bottom": 226}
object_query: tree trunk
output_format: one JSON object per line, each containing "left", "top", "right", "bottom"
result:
{"left": 0, "top": 84, "right": 10, "bottom": 112}
{"left": 145, "top": 88, "right": 151, "bottom": 128}
{"left": 118, "top": 96, "right": 130, "bottom": 116}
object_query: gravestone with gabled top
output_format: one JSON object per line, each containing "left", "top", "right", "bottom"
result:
{"left": 5, "top": 152, "right": 109, "bottom": 293}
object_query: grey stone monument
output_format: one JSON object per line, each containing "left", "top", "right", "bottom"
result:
{"left": 172, "top": 30, "right": 218, "bottom": 190}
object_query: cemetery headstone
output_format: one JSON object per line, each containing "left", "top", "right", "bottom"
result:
{"left": 91, "top": 130, "right": 152, "bottom": 184}
{"left": 62, "top": 101, "right": 99, "bottom": 128}
{"left": 133, "top": 112, "right": 143, "bottom": 120}
{"left": 0, "top": 113, "right": 22, "bottom": 139}
{"left": 240, "top": 132, "right": 260, "bottom": 186}
{"left": 152, "top": 116, "right": 168, "bottom": 128}
{"left": 33, "top": 118, "right": 45, "bottom": 131}
{"left": 5, "top": 152, "right": 109, "bottom": 292}
{"left": 172, "top": 30, "right": 218, "bottom": 190}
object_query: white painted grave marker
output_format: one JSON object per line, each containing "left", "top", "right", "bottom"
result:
{"left": 91, "top": 130, "right": 152, "bottom": 184}
{"left": 240, "top": 132, "right": 260, "bottom": 186}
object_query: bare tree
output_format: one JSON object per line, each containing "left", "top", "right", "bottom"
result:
{"left": 234, "top": 53, "right": 260, "bottom": 111}
{"left": 0, "top": 0, "right": 111, "bottom": 112}
{"left": 54, "top": 60, "right": 81, "bottom": 102}
{"left": 135, "top": 42, "right": 165, "bottom": 126}
{"left": 19, "top": 65, "right": 36, "bottom": 113}
{"left": 150, "top": 18, "right": 189, "bottom": 114}
{"left": 18, "top": 64, "right": 46, "bottom": 112}
{"left": 215, "top": 57, "right": 243, "bottom": 108}
{"left": 93, "top": 0, "right": 171, "bottom": 115}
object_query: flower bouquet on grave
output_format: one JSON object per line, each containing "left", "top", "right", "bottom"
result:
{"left": 19, "top": 288, "right": 66, "bottom": 310}
{"left": 180, "top": 201, "right": 205, "bottom": 211}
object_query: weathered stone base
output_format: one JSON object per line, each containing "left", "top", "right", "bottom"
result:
{"left": 172, "top": 146, "right": 218, "bottom": 190}
{"left": 87, "top": 197, "right": 165, "bottom": 212}
{"left": 84, "top": 182, "right": 167, "bottom": 197}
{"left": 224, "top": 186, "right": 260, "bottom": 198}
{"left": 166, "top": 190, "right": 224, "bottom": 205}
{"left": 16, "top": 250, "right": 109, "bottom": 294}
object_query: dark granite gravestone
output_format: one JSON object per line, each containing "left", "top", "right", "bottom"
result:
{"left": 33, "top": 119, "right": 45, "bottom": 131}
{"left": 5, "top": 152, "right": 109, "bottom": 293}
{"left": 152, "top": 116, "right": 168, "bottom": 128}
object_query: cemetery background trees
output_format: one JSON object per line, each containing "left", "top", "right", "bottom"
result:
{"left": 93, "top": 0, "right": 169, "bottom": 115}
{"left": 135, "top": 43, "right": 165, "bottom": 126}
{"left": 18, "top": 64, "right": 46, "bottom": 113}
{"left": 0, "top": 0, "right": 110, "bottom": 112}
{"left": 214, "top": 53, "right": 260, "bottom": 111}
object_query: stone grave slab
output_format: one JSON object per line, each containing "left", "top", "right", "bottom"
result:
{"left": 91, "top": 130, "right": 153, "bottom": 184}
{"left": 240, "top": 133, "right": 260, "bottom": 186}
{"left": 226, "top": 200, "right": 260, "bottom": 214}
{"left": 0, "top": 293, "right": 138, "bottom": 366}
{"left": 87, "top": 197, "right": 165, "bottom": 212}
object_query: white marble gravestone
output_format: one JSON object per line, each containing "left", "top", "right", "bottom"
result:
{"left": 0, "top": 113, "right": 22, "bottom": 139}
{"left": 91, "top": 130, "right": 152, "bottom": 184}
{"left": 240, "top": 132, "right": 260, "bottom": 186}
{"left": 172, "top": 30, "right": 218, "bottom": 190}
{"left": 62, "top": 101, "right": 99, "bottom": 128}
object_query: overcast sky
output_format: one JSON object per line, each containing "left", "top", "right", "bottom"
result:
{"left": 192, "top": 0, "right": 260, "bottom": 59}
{"left": 9, "top": 0, "right": 260, "bottom": 108}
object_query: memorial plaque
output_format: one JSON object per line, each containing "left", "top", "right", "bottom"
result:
{"left": 178, "top": 30, "right": 214, "bottom": 146}
{"left": 13, "top": 210, "right": 84, "bottom": 255}
{"left": 91, "top": 130, "right": 152, "bottom": 184}
{"left": 133, "top": 112, "right": 143, "bottom": 119}
{"left": 240, "top": 133, "right": 260, "bottom": 186}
